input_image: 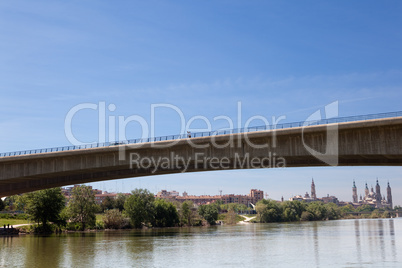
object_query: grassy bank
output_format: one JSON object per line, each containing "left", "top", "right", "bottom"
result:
{"left": 0, "top": 213, "right": 30, "bottom": 227}
{"left": 0, "top": 219, "right": 29, "bottom": 226}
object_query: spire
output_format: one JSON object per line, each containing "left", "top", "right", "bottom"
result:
{"left": 375, "top": 178, "right": 382, "bottom": 207}
{"left": 311, "top": 178, "right": 316, "bottom": 200}
{"left": 352, "top": 180, "right": 358, "bottom": 203}
{"left": 387, "top": 180, "right": 393, "bottom": 209}
{"left": 364, "top": 182, "right": 369, "bottom": 198}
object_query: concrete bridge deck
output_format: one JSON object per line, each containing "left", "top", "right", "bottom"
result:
{"left": 0, "top": 116, "right": 402, "bottom": 197}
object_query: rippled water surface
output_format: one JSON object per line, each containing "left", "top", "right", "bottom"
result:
{"left": 1, "top": 218, "right": 401, "bottom": 267}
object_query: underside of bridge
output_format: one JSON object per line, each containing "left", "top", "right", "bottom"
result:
{"left": 1, "top": 117, "right": 402, "bottom": 197}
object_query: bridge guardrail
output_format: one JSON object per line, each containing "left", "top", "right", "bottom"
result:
{"left": 1, "top": 111, "right": 402, "bottom": 158}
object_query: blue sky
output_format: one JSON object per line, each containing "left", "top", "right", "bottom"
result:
{"left": 1, "top": 1, "right": 402, "bottom": 205}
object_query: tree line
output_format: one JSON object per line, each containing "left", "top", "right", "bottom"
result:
{"left": 255, "top": 199, "right": 398, "bottom": 223}
{"left": 2, "top": 187, "right": 398, "bottom": 233}
{"left": 1, "top": 187, "right": 225, "bottom": 232}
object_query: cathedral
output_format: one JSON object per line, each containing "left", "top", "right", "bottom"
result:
{"left": 352, "top": 179, "right": 393, "bottom": 209}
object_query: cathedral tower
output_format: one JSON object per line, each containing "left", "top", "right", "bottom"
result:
{"left": 352, "top": 180, "right": 358, "bottom": 203}
{"left": 375, "top": 179, "right": 382, "bottom": 207}
{"left": 387, "top": 182, "right": 393, "bottom": 209}
{"left": 364, "top": 183, "right": 369, "bottom": 198}
{"left": 311, "top": 178, "right": 316, "bottom": 200}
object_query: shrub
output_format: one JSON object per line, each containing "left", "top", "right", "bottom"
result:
{"left": 225, "top": 210, "right": 237, "bottom": 225}
{"left": 103, "top": 209, "right": 128, "bottom": 229}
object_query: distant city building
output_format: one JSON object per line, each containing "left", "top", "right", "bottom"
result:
{"left": 156, "top": 190, "right": 180, "bottom": 198}
{"left": 387, "top": 182, "right": 393, "bottom": 208}
{"left": 352, "top": 180, "right": 358, "bottom": 203}
{"left": 321, "top": 194, "right": 339, "bottom": 205}
{"left": 94, "top": 192, "right": 130, "bottom": 205}
{"left": 62, "top": 185, "right": 99, "bottom": 198}
{"left": 352, "top": 179, "right": 392, "bottom": 208}
{"left": 95, "top": 192, "right": 118, "bottom": 204}
{"left": 311, "top": 178, "right": 316, "bottom": 200}
{"left": 176, "top": 194, "right": 221, "bottom": 205}
{"left": 220, "top": 189, "right": 264, "bottom": 206}
{"left": 156, "top": 189, "right": 264, "bottom": 207}
{"left": 61, "top": 185, "right": 130, "bottom": 205}
{"left": 289, "top": 179, "right": 338, "bottom": 205}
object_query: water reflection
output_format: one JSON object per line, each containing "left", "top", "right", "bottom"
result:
{"left": 1, "top": 219, "right": 401, "bottom": 267}
{"left": 65, "top": 233, "right": 98, "bottom": 267}
{"left": 312, "top": 221, "right": 320, "bottom": 268}
{"left": 389, "top": 219, "right": 397, "bottom": 262}
{"left": 378, "top": 219, "right": 386, "bottom": 261}
{"left": 354, "top": 220, "right": 362, "bottom": 264}
{"left": 0, "top": 236, "right": 26, "bottom": 267}
{"left": 26, "top": 236, "right": 64, "bottom": 268}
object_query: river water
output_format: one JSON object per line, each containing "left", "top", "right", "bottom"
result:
{"left": 1, "top": 218, "right": 401, "bottom": 267}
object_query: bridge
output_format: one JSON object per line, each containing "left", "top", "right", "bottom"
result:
{"left": 0, "top": 112, "right": 402, "bottom": 197}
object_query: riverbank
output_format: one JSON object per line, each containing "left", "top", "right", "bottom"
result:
{"left": 238, "top": 215, "right": 257, "bottom": 224}
{"left": 3, "top": 210, "right": 400, "bottom": 236}
{"left": 0, "top": 227, "right": 19, "bottom": 235}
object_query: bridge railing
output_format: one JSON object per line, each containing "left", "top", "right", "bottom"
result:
{"left": 1, "top": 110, "right": 402, "bottom": 158}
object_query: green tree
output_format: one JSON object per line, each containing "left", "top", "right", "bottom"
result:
{"left": 66, "top": 185, "right": 97, "bottom": 230}
{"left": 340, "top": 204, "right": 355, "bottom": 214}
{"left": 281, "top": 201, "right": 306, "bottom": 222}
{"left": 381, "top": 211, "right": 390, "bottom": 218}
{"left": 225, "top": 207, "right": 238, "bottom": 225}
{"left": 282, "top": 207, "right": 298, "bottom": 222}
{"left": 306, "top": 202, "right": 327, "bottom": 220}
{"left": 25, "top": 188, "right": 65, "bottom": 227}
{"left": 15, "top": 194, "right": 28, "bottom": 212}
{"left": 237, "top": 204, "right": 248, "bottom": 213}
{"left": 370, "top": 209, "right": 381, "bottom": 218}
{"left": 256, "top": 199, "right": 282, "bottom": 223}
{"left": 300, "top": 211, "right": 314, "bottom": 221}
{"left": 355, "top": 204, "right": 375, "bottom": 212}
{"left": 227, "top": 203, "right": 238, "bottom": 212}
{"left": 220, "top": 204, "right": 228, "bottom": 212}
{"left": 325, "top": 203, "right": 341, "bottom": 220}
{"left": 101, "top": 196, "right": 115, "bottom": 212}
{"left": 198, "top": 204, "right": 219, "bottom": 225}
{"left": 115, "top": 194, "right": 128, "bottom": 212}
{"left": 225, "top": 203, "right": 247, "bottom": 213}
{"left": 179, "top": 201, "right": 194, "bottom": 226}
{"left": 0, "top": 198, "right": 4, "bottom": 211}
{"left": 124, "top": 188, "right": 155, "bottom": 228}
{"left": 3, "top": 195, "right": 17, "bottom": 210}
{"left": 153, "top": 199, "right": 179, "bottom": 227}
{"left": 282, "top": 203, "right": 298, "bottom": 221}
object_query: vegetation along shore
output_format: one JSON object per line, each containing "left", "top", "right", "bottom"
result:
{"left": 0, "top": 186, "right": 399, "bottom": 235}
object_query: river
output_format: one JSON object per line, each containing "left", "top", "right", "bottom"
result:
{"left": 1, "top": 218, "right": 401, "bottom": 267}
